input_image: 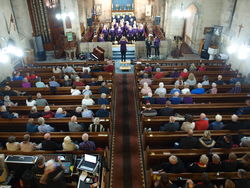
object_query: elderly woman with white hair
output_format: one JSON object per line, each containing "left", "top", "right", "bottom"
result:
{"left": 97, "top": 93, "right": 109, "bottom": 105}
{"left": 209, "top": 114, "right": 224, "bottom": 130}
{"left": 37, "top": 117, "right": 54, "bottom": 133}
{"left": 191, "top": 83, "right": 205, "bottom": 94}
{"left": 155, "top": 82, "right": 167, "bottom": 95}
{"left": 188, "top": 154, "right": 209, "bottom": 172}
{"left": 89, "top": 117, "right": 105, "bottom": 132}
{"left": 72, "top": 106, "right": 83, "bottom": 117}
{"left": 141, "top": 82, "right": 152, "bottom": 96}
{"left": 82, "top": 85, "right": 92, "bottom": 95}
{"left": 42, "top": 106, "right": 55, "bottom": 118}
{"left": 62, "top": 136, "right": 78, "bottom": 151}
{"left": 4, "top": 95, "right": 17, "bottom": 107}
{"left": 180, "top": 68, "right": 189, "bottom": 79}
{"left": 184, "top": 73, "right": 197, "bottom": 86}
{"left": 68, "top": 116, "right": 84, "bottom": 132}
{"left": 63, "top": 75, "right": 72, "bottom": 86}
{"left": 28, "top": 106, "right": 42, "bottom": 118}
{"left": 209, "top": 82, "right": 217, "bottom": 94}
{"left": 82, "top": 94, "right": 95, "bottom": 106}
{"left": 55, "top": 107, "right": 67, "bottom": 118}
{"left": 73, "top": 76, "right": 84, "bottom": 86}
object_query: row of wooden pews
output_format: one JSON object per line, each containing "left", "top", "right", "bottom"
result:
{"left": 134, "top": 59, "right": 250, "bottom": 187}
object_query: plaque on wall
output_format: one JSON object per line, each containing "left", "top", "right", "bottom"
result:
{"left": 95, "top": 4, "right": 102, "bottom": 16}
{"left": 66, "top": 32, "right": 73, "bottom": 42}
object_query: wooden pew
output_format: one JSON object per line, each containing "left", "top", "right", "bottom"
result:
{"left": 141, "top": 115, "right": 250, "bottom": 131}
{"left": 31, "top": 61, "right": 109, "bottom": 67}
{"left": 0, "top": 132, "right": 109, "bottom": 148}
{"left": 146, "top": 170, "right": 250, "bottom": 188}
{"left": 0, "top": 117, "right": 111, "bottom": 132}
{"left": 0, "top": 95, "right": 111, "bottom": 105}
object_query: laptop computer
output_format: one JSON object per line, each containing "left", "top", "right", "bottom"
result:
{"left": 77, "top": 154, "right": 99, "bottom": 173}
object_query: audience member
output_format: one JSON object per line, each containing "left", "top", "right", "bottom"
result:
{"left": 143, "top": 92, "right": 155, "bottom": 104}
{"left": 191, "top": 83, "right": 205, "bottom": 94}
{"left": 155, "top": 82, "right": 167, "bottom": 95}
{"left": 142, "top": 103, "right": 157, "bottom": 116}
{"left": 3, "top": 95, "right": 17, "bottom": 107}
{"left": 98, "top": 82, "right": 110, "bottom": 94}
{"left": 170, "top": 68, "right": 180, "bottom": 78}
{"left": 42, "top": 106, "right": 55, "bottom": 118}
{"left": 37, "top": 117, "right": 55, "bottom": 133}
{"left": 181, "top": 114, "right": 195, "bottom": 132}
{"left": 154, "top": 173, "right": 177, "bottom": 188}
{"left": 6, "top": 136, "right": 20, "bottom": 151}
{"left": 198, "top": 63, "right": 206, "bottom": 72}
{"left": 49, "top": 76, "right": 60, "bottom": 87}
{"left": 26, "top": 118, "right": 38, "bottom": 132}
{"left": 22, "top": 78, "right": 31, "bottom": 88}
{"left": 180, "top": 68, "right": 189, "bottom": 79}
{"left": 195, "top": 113, "right": 209, "bottom": 130}
{"left": 216, "top": 134, "right": 233, "bottom": 148}
{"left": 228, "top": 82, "right": 241, "bottom": 93}
{"left": 160, "top": 116, "right": 180, "bottom": 132}
{"left": 201, "top": 75, "right": 209, "bottom": 86}
{"left": 170, "top": 85, "right": 181, "bottom": 95}
{"left": 155, "top": 92, "right": 167, "bottom": 104}
{"left": 82, "top": 85, "right": 92, "bottom": 95}
{"left": 215, "top": 75, "right": 225, "bottom": 85}
{"left": 158, "top": 101, "right": 174, "bottom": 116}
{"left": 160, "top": 155, "right": 185, "bottom": 173}
{"left": 240, "top": 153, "right": 250, "bottom": 171}
{"left": 207, "top": 154, "right": 222, "bottom": 172}
{"left": 0, "top": 105, "right": 18, "bottom": 119}
{"left": 20, "top": 134, "right": 36, "bottom": 152}
{"left": 36, "top": 93, "right": 48, "bottom": 106}
{"left": 97, "top": 93, "right": 109, "bottom": 105}
{"left": 79, "top": 133, "right": 96, "bottom": 151}
{"left": 223, "top": 114, "right": 241, "bottom": 130}
{"left": 72, "top": 107, "right": 82, "bottom": 117}
{"left": 26, "top": 95, "right": 36, "bottom": 106}
{"left": 188, "top": 154, "right": 209, "bottom": 172}
{"left": 240, "top": 137, "right": 250, "bottom": 147}
{"left": 174, "top": 77, "right": 184, "bottom": 86}
{"left": 183, "top": 91, "right": 193, "bottom": 104}
{"left": 234, "top": 169, "right": 250, "bottom": 187}
{"left": 2, "top": 86, "right": 18, "bottom": 96}
{"left": 29, "top": 106, "right": 42, "bottom": 118}
{"left": 55, "top": 107, "right": 67, "bottom": 118}
{"left": 198, "top": 130, "right": 216, "bottom": 149}
{"left": 179, "top": 130, "right": 198, "bottom": 149}
{"left": 95, "top": 104, "right": 110, "bottom": 118}
{"left": 89, "top": 117, "right": 105, "bottom": 132}
{"left": 52, "top": 66, "right": 62, "bottom": 74}
{"left": 63, "top": 75, "right": 72, "bottom": 86}
{"left": 236, "top": 100, "right": 250, "bottom": 115}
{"left": 41, "top": 133, "right": 61, "bottom": 150}
{"left": 63, "top": 64, "right": 75, "bottom": 73}
{"left": 209, "top": 82, "right": 218, "bottom": 94}
{"left": 169, "top": 92, "right": 182, "bottom": 104}
{"left": 222, "top": 152, "right": 239, "bottom": 172}
{"left": 181, "top": 83, "right": 190, "bottom": 94}
{"left": 81, "top": 105, "right": 94, "bottom": 118}
{"left": 154, "top": 68, "right": 164, "bottom": 79}
{"left": 184, "top": 73, "right": 197, "bottom": 86}
{"left": 82, "top": 94, "right": 95, "bottom": 106}
{"left": 70, "top": 85, "right": 81, "bottom": 96}
{"left": 141, "top": 82, "right": 152, "bottom": 96}
{"left": 73, "top": 76, "right": 84, "bottom": 86}
{"left": 68, "top": 116, "right": 84, "bottom": 132}
{"left": 139, "top": 73, "right": 152, "bottom": 86}
{"left": 12, "top": 71, "right": 24, "bottom": 81}
{"left": 209, "top": 114, "right": 224, "bottom": 130}
{"left": 62, "top": 136, "right": 78, "bottom": 151}
{"left": 35, "top": 77, "right": 46, "bottom": 88}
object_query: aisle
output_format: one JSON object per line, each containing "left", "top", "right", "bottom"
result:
{"left": 111, "top": 74, "right": 144, "bottom": 188}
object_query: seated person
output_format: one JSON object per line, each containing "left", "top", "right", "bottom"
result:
{"left": 97, "top": 93, "right": 109, "bottom": 105}
{"left": 174, "top": 77, "right": 184, "bottom": 86}
{"left": 68, "top": 116, "right": 84, "bottom": 132}
{"left": 188, "top": 154, "right": 209, "bottom": 172}
{"left": 12, "top": 71, "right": 24, "bottom": 81}
{"left": 95, "top": 104, "right": 110, "bottom": 118}
{"left": 6, "top": 136, "right": 20, "bottom": 151}
{"left": 216, "top": 134, "right": 233, "bottom": 148}
{"left": 181, "top": 83, "right": 190, "bottom": 94}
{"left": 70, "top": 85, "right": 81, "bottom": 96}
{"left": 160, "top": 116, "right": 180, "bottom": 132}
{"left": 191, "top": 83, "right": 205, "bottom": 94}
{"left": 198, "top": 63, "right": 206, "bottom": 71}
{"left": 223, "top": 114, "right": 242, "bottom": 130}
{"left": 53, "top": 66, "right": 62, "bottom": 74}
{"left": 35, "top": 77, "right": 46, "bottom": 88}
{"left": 182, "top": 91, "right": 193, "bottom": 104}
{"left": 36, "top": 93, "right": 49, "bottom": 106}
{"left": 141, "top": 82, "right": 152, "bottom": 96}
{"left": 49, "top": 76, "right": 60, "bottom": 87}
{"left": 41, "top": 133, "right": 61, "bottom": 150}
{"left": 229, "top": 73, "right": 244, "bottom": 84}
{"left": 81, "top": 105, "right": 94, "bottom": 118}
{"left": 159, "top": 155, "right": 185, "bottom": 173}
{"left": 228, "top": 81, "right": 241, "bottom": 93}
{"left": 22, "top": 78, "right": 31, "bottom": 88}
{"left": 25, "top": 72, "right": 37, "bottom": 81}
{"left": 32, "top": 155, "right": 45, "bottom": 184}
{"left": 169, "top": 92, "right": 182, "bottom": 104}
{"left": 73, "top": 76, "right": 84, "bottom": 86}
{"left": 82, "top": 94, "right": 95, "bottom": 106}
{"left": 0, "top": 105, "right": 18, "bottom": 119}
{"left": 234, "top": 169, "right": 250, "bottom": 187}
{"left": 189, "top": 63, "right": 197, "bottom": 71}
{"left": 79, "top": 133, "right": 96, "bottom": 151}
{"left": 198, "top": 130, "right": 216, "bottom": 149}
{"left": 170, "top": 85, "right": 181, "bottom": 95}
{"left": 155, "top": 92, "right": 167, "bottom": 104}
{"left": 82, "top": 64, "right": 91, "bottom": 73}
{"left": 62, "top": 136, "right": 78, "bottom": 151}
{"left": 37, "top": 117, "right": 55, "bottom": 133}
{"left": 26, "top": 95, "right": 36, "bottom": 106}
{"left": 195, "top": 113, "right": 209, "bottom": 130}
{"left": 155, "top": 82, "right": 167, "bottom": 95}
{"left": 240, "top": 136, "right": 250, "bottom": 147}
{"left": 89, "top": 117, "right": 105, "bottom": 132}
{"left": 215, "top": 75, "right": 225, "bottom": 85}
{"left": 141, "top": 103, "right": 157, "bottom": 117}
{"left": 143, "top": 92, "right": 155, "bottom": 104}
{"left": 71, "top": 106, "right": 82, "bottom": 118}
{"left": 179, "top": 130, "right": 198, "bottom": 149}
{"left": 154, "top": 173, "right": 177, "bottom": 188}
{"left": 42, "top": 106, "right": 55, "bottom": 118}
{"left": 29, "top": 106, "right": 42, "bottom": 118}
{"left": 63, "top": 64, "right": 75, "bottom": 73}
{"left": 184, "top": 73, "right": 197, "bottom": 86}
{"left": 207, "top": 154, "right": 222, "bottom": 172}
{"left": 209, "top": 82, "right": 218, "bottom": 94}
{"left": 239, "top": 153, "right": 250, "bottom": 171}
{"left": 26, "top": 118, "right": 38, "bottom": 132}
{"left": 180, "top": 68, "right": 189, "bottom": 79}
{"left": 139, "top": 73, "right": 152, "bottom": 86}
{"left": 222, "top": 152, "right": 239, "bottom": 172}
{"left": 20, "top": 134, "right": 36, "bottom": 152}
{"left": 96, "top": 75, "right": 104, "bottom": 86}
{"left": 82, "top": 70, "right": 92, "bottom": 78}
{"left": 209, "top": 114, "right": 224, "bottom": 130}
{"left": 2, "top": 85, "right": 18, "bottom": 96}
{"left": 55, "top": 107, "right": 67, "bottom": 118}
{"left": 4, "top": 95, "right": 17, "bottom": 107}
{"left": 158, "top": 101, "right": 174, "bottom": 116}
{"left": 153, "top": 68, "right": 164, "bottom": 79}
{"left": 98, "top": 82, "right": 110, "bottom": 94}
{"left": 236, "top": 99, "right": 250, "bottom": 115}
{"left": 181, "top": 114, "right": 195, "bottom": 132}
{"left": 82, "top": 85, "right": 92, "bottom": 95}
{"left": 201, "top": 75, "right": 209, "bottom": 86}
{"left": 169, "top": 68, "right": 180, "bottom": 78}
{"left": 63, "top": 75, "right": 72, "bottom": 86}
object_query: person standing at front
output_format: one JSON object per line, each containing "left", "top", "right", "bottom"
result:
{"left": 154, "top": 36, "right": 161, "bottom": 57}
{"left": 120, "top": 36, "right": 128, "bottom": 62}
{"left": 145, "top": 34, "right": 153, "bottom": 58}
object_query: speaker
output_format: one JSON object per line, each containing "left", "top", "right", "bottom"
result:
{"left": 87, "top": 18, "right": 93, "bottom": 27}
{"left": 34, "top": 36, "right": 44, "bottom": 52}
{"left": 154, "top": 16, "right": 161, "bottom": 25}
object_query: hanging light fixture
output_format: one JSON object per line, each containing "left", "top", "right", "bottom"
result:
{"left": 45, "top": 0, "right": 58, "bottom": 9}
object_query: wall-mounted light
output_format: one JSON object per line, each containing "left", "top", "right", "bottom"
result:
{"left": 56, "top": 12, "right": 75, "bottom": 20}
{"left": 172, "top": 3, "right": 191, "bottom": 18}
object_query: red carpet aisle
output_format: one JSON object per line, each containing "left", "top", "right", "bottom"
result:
{"left": 111, "top": 74, "right": 144, "bottom": 188}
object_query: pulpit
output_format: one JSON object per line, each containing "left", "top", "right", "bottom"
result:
{"left": 64, "top": 32, "right": 77, "bottom": 60}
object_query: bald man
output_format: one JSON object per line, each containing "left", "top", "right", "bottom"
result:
{"left": 41, "top": 133, "right": 61, "bottom": 150}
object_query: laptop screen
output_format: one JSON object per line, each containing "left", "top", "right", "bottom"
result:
{"left": 84, "top": 154, "right": 97, "bottom": 164}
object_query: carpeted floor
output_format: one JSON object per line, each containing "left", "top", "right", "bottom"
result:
{"left": 111, "top": 74, "right": 144, "bottom": 188}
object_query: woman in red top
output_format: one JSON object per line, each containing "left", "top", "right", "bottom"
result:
{"left": 180, "top": 68, "right": 189, "bottom": 79}
{"left": 73, "top": 76, "right": 84, "bottom": 86}
{"left": 43, "top": 106, "right": 55, "bottom": 118}
{"left": 198, "top": 63, "right": 206, "bottom": 71}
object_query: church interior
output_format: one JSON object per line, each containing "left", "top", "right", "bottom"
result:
{"left": 0, "top": 0, "right": 250, "bottom": 187}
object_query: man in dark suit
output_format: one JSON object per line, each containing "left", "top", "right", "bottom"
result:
{"left": 158, "top": 101, "right": 174, "bottom": 116}
{"left": 179, "top": 130, "right": 198, "bottom": 149}
{"left": 41, "top": 133, "right": 61, "bottom": 150}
